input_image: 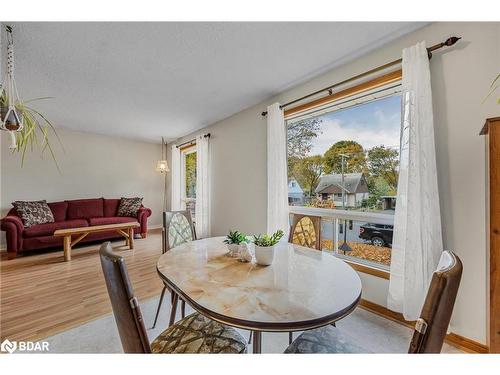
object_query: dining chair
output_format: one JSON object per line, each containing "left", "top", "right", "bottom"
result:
{"left": 288, "top": 214, "right": 322, "bottom": 250}
{"left": 284, "top": 250, "right": 463, "bottom": 353}
{"left": 287, "top": 213, "right": 322, "bottom": 344}
{"left": 99, "top": 242, "right": 247, "bottom": 353}
{"left": 152, "top": 210, "right": 196, "bottom": 329}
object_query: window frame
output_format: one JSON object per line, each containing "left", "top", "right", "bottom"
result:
{"left": 285, "top": 70, "right": 403, "bottom": 278}
{"left": 180, "top": 144, "right": 197, "bottom": 209}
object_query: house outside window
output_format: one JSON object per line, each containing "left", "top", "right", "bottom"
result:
{"left": 287, "top": 86, "right": 402, "bottom": 272}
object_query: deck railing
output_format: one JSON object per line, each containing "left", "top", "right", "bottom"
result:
{"left": 289, "top": 205, "right": 394, "bottom": 271}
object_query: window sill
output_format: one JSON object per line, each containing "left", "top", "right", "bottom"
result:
{"left": 341, "top": 258, "right": 390, "bottom": 280}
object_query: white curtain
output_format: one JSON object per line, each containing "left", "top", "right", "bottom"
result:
{"left": 170, "top": 145, "right": 183, "bottom": 211}
{"left": 266, "top": 103, "right": 289, "bottom": 234}
{"left": 195, "top": 135, "right": 210, "bottom": 238}
{"left": 388, "top": 41, "right": 443, "bottom": 320}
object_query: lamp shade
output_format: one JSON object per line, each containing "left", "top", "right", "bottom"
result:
{"left": 156, "top": 159, "right": 170, "bottom": 173}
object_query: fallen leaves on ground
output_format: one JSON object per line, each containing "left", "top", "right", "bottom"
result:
{"left": 321, "top": 239, "right": 391, "bottom": 266}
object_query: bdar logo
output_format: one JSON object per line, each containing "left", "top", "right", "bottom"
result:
{"left": 1, "top": 339, "right": 17, "bottom": 353}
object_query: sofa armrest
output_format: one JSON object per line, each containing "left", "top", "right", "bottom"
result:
{"left": 137, "top": 207, "right": 152, "bottom": 236}
{"left": 1, "top": 215, "right": 24, "bottom": 233}
{"left": 1, "top": 215, "right": 24, "bottom": 255}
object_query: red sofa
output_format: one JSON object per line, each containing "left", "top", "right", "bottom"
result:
{"left": 1, "top": 198, "right": 152, "bottom": 259}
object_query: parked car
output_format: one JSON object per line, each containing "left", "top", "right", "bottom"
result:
{"left": 359, "top": 223, "right": 393, "bottom": 247}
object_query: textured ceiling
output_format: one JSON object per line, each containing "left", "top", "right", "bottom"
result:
{"left": 5, "top": 22, "right": 425, "bottom": 143}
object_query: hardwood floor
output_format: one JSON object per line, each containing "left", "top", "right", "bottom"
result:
{"left": 0, "top": 229, "right": 164, "bottom": 342}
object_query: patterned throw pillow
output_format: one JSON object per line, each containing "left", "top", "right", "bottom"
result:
{"left": 117, "top": 197, "right": 143, "bottom": 217}
{"left": 13, "top": 200, "right": 55, "bottom": 228}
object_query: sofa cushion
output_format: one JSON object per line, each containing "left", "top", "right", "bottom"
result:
{"left": 48, "top": 201, "right": 68, "bottom": 222}
{"left": 67, "top": 198, "right": 104, "bottom": 220}
{"left": 103, "top": 199, "right": 120, "bottom": 217}
{"left": 117, "top": 197, "right": 143, "bottom": 217}
{"left": 12, "top": 200, "right": 55, "bottom": 228}
{"left": 23, "top": 219, "right": 89, "bottom": 238}
{"left": 88, "top": 216, "right": 138, "bottom": 226}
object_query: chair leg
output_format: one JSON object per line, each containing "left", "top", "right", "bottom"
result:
{"left": 169, "top": 292, "right": 179, "bottom": 327}
{"left": 248, "top": 331, "right": 252, "bottom": 344}
{"left": 151, "top": 285, "right": 167, "bottom": 329}
{"left": 289, "top": 332, "right": 293, "bottom": 345}
{"left": 181, "top": 299, "right": 186, "bottom": 318}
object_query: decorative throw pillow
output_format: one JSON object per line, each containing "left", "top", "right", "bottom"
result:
{"left": 12, "top": 200, "right": 55, "bottom": 228}
{"left": 117, "top": 197, "right": 143, "bottom": 217}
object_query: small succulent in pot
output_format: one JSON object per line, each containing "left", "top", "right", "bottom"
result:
{"left": 252, "top": 230, "right": 284, "bottom": 247}
{"left": 252, "top": 230, "right": 284, "bottom": 266}
{"left": 224, "top": 230, "right": 249, "bottom": 257}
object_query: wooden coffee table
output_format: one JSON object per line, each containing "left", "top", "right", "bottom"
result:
{"left": 54, "top": 222, "right": 140, "bottom": 261}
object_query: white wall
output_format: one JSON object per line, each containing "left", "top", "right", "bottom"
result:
{"left": 1, "top": 128, "right": 164, "bottom": 247}
{"left": 167, "top": 22, "right": 500, "bottom": 344}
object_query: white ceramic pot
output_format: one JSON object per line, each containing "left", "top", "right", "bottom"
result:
{"left": 227, "top": 244, "right": 240, "bottom": 257}
{"left": 254, "top": 245, "right": 275, "bottom": 266}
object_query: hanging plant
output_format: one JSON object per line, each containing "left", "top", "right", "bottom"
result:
{"left": 0, "top": 25, "right": 62, "bottom": 169}
{"left": 0, "top": 93, "right": 62, "bottom": 168}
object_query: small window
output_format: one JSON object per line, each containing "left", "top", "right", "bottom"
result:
{"left": 181, "top": 146, "right": 197, "bottom": 220}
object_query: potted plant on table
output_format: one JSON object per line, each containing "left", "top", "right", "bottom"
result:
{"left": 224, "top": 230, "right": 249, "bottom": 258}
{"left": 252, "top": 230, "right": 284, "bottom": 266}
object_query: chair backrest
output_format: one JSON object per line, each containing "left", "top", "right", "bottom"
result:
{"left": 162, "top": 210, "right": 197, "bottom": 253}
{"left": 408, "top": 251, "right": 463, "bottom": 353}
{"left": 288, "top": 214, "right": 322, "bottom": 250}
{"left": 99, "top": 242, "right": 151, "bottom": 353}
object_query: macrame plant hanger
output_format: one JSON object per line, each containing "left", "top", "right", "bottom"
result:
{"left": 0, "top": 25, "right": 23, "bottom": 149}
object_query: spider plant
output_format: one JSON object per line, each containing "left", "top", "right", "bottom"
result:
{"left": 0, "top": 90, "right": 63, "bottom": 170}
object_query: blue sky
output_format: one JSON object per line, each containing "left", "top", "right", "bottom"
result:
{"left": 308, "top": 94, "right": 402, "bottom": 156}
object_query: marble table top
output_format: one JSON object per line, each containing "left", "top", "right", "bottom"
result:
{"left": 156, "top": 237, "right": 362, "bottom": 331}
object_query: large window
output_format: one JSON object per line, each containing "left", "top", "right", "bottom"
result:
{"left": 181, "top": 146, "right": 197, "bottom": 220}
{"left": 287, "top": 92, "right": 401, "bottom": 271}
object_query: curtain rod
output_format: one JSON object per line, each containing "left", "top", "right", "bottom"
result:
{"left": 175, "top": 133, "right": 211, "bottom": 149}
{"left": 261, "top": 36, "right": 461, "bottom": 117}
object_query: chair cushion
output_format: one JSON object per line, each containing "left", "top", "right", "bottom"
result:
{"left": 12, "top": 200, "right": 55, "bottom": 228}
{"left": 88, "top": 216, "right": 137, "bottom": 226}
{"left": 103, "top": 199, "right": 120, "bottom": 217}
{"left": 47, "top": 201, "right": 68, "bottom": 222}
{"left": 67, "top": 198, "right": 104, "bottom": 220}
{"left": 117, "top": 197, "right": 143, "bottom": 217}
{"left": 151, "top": 313, "right": 247, "bottom": 354}
{"left": 23, "top": 219, "right": 89, "bottom": 238}
{"left": 284, "top": 325, "right": 369, "bottom": 354}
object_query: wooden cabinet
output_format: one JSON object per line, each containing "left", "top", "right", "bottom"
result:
{"left": 481, "top": 116, "right": 500, "bottom": 353}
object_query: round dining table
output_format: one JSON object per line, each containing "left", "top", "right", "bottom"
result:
{"left": 156, "top": 236, "right": 362, "bottom": 353}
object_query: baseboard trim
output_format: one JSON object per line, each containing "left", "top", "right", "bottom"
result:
{"left": 445, "top": 332, "right": 489, "bottom": 354}
{"left": 359, "top": 299, "right": 415, "bottom": 328}
{"left": 358, "top": 299, "right": 489, "bottom": 353}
